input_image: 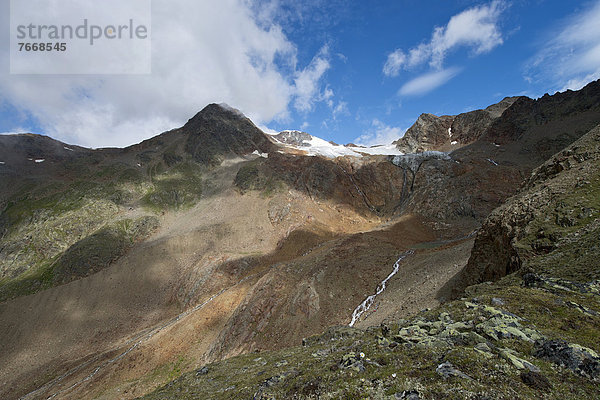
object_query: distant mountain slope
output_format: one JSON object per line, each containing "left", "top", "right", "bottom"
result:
{"left": 394, "top": 80, "right": 600, "bottom": 222}
{"left": 0, "top": 104, "right": 276, "bottom": 302}
{"left": 270, "top": 130, "right": 403, "bottom": 157}
{"left": 183, "top": 104, "right": 276, "bottom": 165}
{"left": 393, "top": 96, "right": 520, "bottom": 153}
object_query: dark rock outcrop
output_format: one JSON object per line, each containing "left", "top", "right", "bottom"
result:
{"left": 534, "top": 339, "right": 600, "bottom": 379}
{"left": 271, "top": 130, "right": 313, "bottom": 147}
{"left": 235, "top": 153, "right": 409, "bottom": 216}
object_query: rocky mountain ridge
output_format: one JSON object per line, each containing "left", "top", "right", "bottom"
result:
{"left": 393, "top": 96, "right": 520, "bottom": 153}
{"left": 0, "top": 81, "right": 599, "bottom": 400}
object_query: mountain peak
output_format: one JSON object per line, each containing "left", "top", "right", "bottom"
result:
{"left": 182, "top": 103, "right": 274, "bottom": 165}
{"left": 186, "top": 103, "right": 248, "bottom": 126}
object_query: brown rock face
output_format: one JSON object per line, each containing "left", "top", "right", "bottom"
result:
{"left": 394, "top": 113, "right": 454, "bottom": 153}
{"left": 450, "top": 110, "right": 494, "bottom": 146}
{"left": 485, "top": 81, "right": 600, "bottom": 146}
{"left": 394, "top": 97, "right": 520, "bottom": 153}
{"left": 392, "top": 81, "right": 600, "bottom": 224}
{"left": 236, "top": 152, "right": 409, "bottom": 216}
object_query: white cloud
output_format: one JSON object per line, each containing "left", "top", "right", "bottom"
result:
{"left": 382, "top": 50, "right": 406, "bottom": 77}
{"left": 293, "top": 46, "right": 331, "bottom": 113}
{"left": 332, "top": 101, "right": 349, "bottom": 119}
{"left": 0, "top": 0, "right": 332, "bottom": 148}
{"left": 528, "top": 0, "right": 600, "bottom": 91}
{"left": 257, "top": 123, "right": 280, "bottom": 135}
{"left": 354, "top": 119, "right": 404, "bottom": 147}
{"left": 399, "top": 67, "right": 461, "bottom": 96}
{"left": 560, "top": 72, "right": 600, "bottom": 92}
{"left": 383, "top": 0, "right": 505, "bottom": 76}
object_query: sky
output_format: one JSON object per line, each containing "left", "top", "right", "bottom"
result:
{"left": 1, "top": 0, "right": 600, "bottom": 148}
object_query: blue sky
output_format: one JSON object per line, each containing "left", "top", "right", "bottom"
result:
{"left": 1, "top": 0, "right": 600, "bottom": 148}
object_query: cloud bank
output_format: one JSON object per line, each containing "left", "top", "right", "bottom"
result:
{"left": 0, "top": 0, "right": 332, "bottom": 148}
{"left": 399, "top": 67, "right": 461, "bottom": 96}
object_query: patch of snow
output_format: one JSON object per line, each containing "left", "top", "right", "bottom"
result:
{"left": 34, "top": 159, "right": 45, "bottom": 163}
{"left": 451, "top": 141, "right": 458, "bottom": 145}
{"left": 275, "top": 131, "right": 404, "bottom": 158}
{"left": 64, "top": 146, "right": 74, "bottom": 151}
{"left": 348, "top": 144, "right": 404, "bottom": 156}
{"left": 302, "top": 135, "right": 359, "bottom": 157}
{"left": 252, "top": 150, "right": 268, "bottom": 158}
{"left": 0, "top": 161, "right": 5, "bottom": 165}
{"left": 448, "top": 127, "right": 452, "bottom": 137}
{"left": 349, "top": 250, "right": 414, "bottom": 327}
{"left": 494, "top": 143, "right": 501, "bottom": 147}
{"left": 136, "top": 163, "right": 141, "bottom": 167}
{"left": 486, "top": 158, "right": 498, "bottom": 166}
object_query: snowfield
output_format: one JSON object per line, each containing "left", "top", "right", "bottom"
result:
{"left": 270, "top": 130, "right": 404, "bottom": 158}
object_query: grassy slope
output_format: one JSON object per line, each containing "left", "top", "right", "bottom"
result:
{"left": 0, "top": 157, "right": 206, "bottom": 302}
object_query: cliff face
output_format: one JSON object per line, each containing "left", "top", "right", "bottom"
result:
{"left": 461, "top": 123, "right": 600, "bottom": 288}
{"left": 484, "top": 81, "right": 600, "bottom": 146}
{"left": 394, "top": 113, "right": 454, "bottom": 153}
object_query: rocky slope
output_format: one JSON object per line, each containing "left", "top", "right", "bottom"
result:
{"left": 392, "top": 79, "right": 600, "bottom": 224}
{"left": 142, "top": 126, "right": 600, "bottom": 400}
{"left": 183, "top": 103, "right": 276, "bottom": 165}
{"left": 459, "top": 123, "right": 600, "bottom": 289}
{"left": 0, "top": 105, "right": 456, "bottom": 400}
{"left": 1, "top": 82, "right": 600, "bottom": 400}
{"left": 0, "top": 104, "right": 277, "bottom": 301}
